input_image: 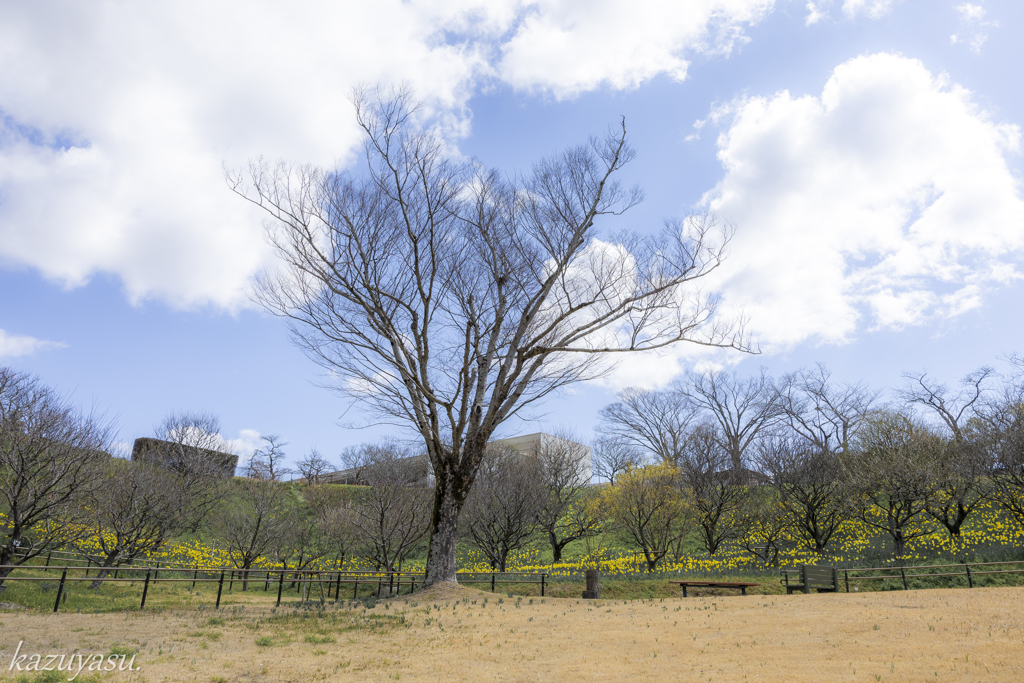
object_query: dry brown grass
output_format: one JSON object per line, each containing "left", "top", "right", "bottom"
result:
{"left": 2, "top": 585, "right": 1022, "bottom": 682}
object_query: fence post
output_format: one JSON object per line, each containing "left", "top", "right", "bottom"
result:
{"left": 900, "top": 566, "right": 908, "bottom": 590}
{"left": 154, "top": 563, "right": 159, "bottom": 581}
{"left": 216, "top": 571, "right": 225, "bottom": 609}
{"left": 229, "top": 570, "right": 234, "bottom": 592}
{"left": 192, "top": 566, "right": 198, "bottom": 590}
{"left": 844, "top": 569, "right": 849, "bottom": 593}
{"left": 334, "top": 572, "right": 341, "bottom": 601}
{"left": 264, "top": 571, "right": 270, "bottom": 592}
{"left": 53, "top": 567, "right": 68, "bottom": 613}
{"left": 801, "top": 565, "right": 810, "bottom": 595}
{"left": 491, "top": 572, "right": 496, "bottom": 593}
{"left": 353, "top": 580, "right": 359, "bottom": 600}
{"left": 45, "top": 552, "right": 51, "bottom": 571}
{"left": 965, "top": 563, "right": 973, "bottom": 588}
{"left": 140, "top": 569, "right": 152, "bottom": 609}
{"left": 277, "top": 571, "right": 285, "bottom": 607}
{"left": 541, "top": 574, "right": 546, "bottom": 597}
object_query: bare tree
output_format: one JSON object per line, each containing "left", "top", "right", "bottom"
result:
{"left": 347, "top": 443, "right": 431, "bottom": 573}
{"left": 844, "top": 411, "right": 943, "bottom": 559}
{"left": 983, "top": 366, "right": 1024, "bottom": 529}
{"left": 532, "top": 432, "right": 598, "bottom": 563}
{"left": 597, "top": 387, "right": 699, "bottom": 464}
{"left": 232, "top": 86, "right": 744, "bottom": 586}
{"left": 734, "top": 487, "right": 791, "bottom": 567}
{"left": 601, "top": 463, "right": 690, "bottom": 572}
{"left": 461, "top": 445, "right": 546, "bottom": 571}
{"left": 82, "top": 459, "right": 188, "bottom": 588}
{"left": 755, "top": 434, "right": 848, "bottom": 553}
{"left": 900, "top": 369, "right": 996, "bottom": 537}
{"left": 677, "top": 423, "right": 748, "bottom": 555}
{"left": 0, "top": 368, "right": 113, "bottom": 584}
{"left": 679, "top": 368, "right": 785, "bottom": 474}
{"left": 149, "top": 411, "right": 234, "bottom": 531}
{"left": 779, "top": 364, "right": 878, "bottom": 455}
{"left": 591, "top": 436, "right": 645, "bottom": 485}
{"left": 247, "top": 435, "right": 291, "bottom": 481}
{"left": 272, "top": 505, "right": 332, "bottom": 587}
{"left": 297, "top": 448, "right": 331, "bottom": 486}
{"left": 216, "top": 469, "right": 290, "bottom": 589}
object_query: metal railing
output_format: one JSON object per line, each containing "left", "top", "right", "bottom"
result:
{"left": 0, "top": 563, "right": 548, "bottom": 612}
{"left": 781, "top": 560, "right": 1024, "bottom": 593}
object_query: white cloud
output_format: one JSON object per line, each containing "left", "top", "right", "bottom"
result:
{"left": 842, "top": 0, "right": 898, "bottom": 19}
{"left": 496, "top": 0, "right": 775, "bottom": 97}
{"left": 805, "top": 1, "right": 830, "bottom": 25}
{"left": 695, "top": 53, "right": 1024, "bottom": 350}
{"left": 219, "top": 428, "right": 264, "bottom": 462}
{"left": 951, "top": 2, "right": 997, "bottom": 54}
{"left": 0, "top": 328, "right": 65, "bottom": 358}
{"left": 0, "top": 0, "right": 776, "bottom": 310}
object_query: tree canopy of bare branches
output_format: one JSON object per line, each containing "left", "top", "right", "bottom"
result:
{"left": 232, "top": 86, "right": 744, "bottom": 585}
{"left": 0, "top": 367, "right": 114, "bottom": 583}
{"left": 297, "top": 448, "right": 331, "bottom": 485}
{"left": 590, "top": 436, "right": 645, "bottom": 485}
{"left": 461, "top": 445, "right": 546, "bottom": 572}
{"left": 533, "top": 432, "right": 599, "bottom": 562}
{"left": 678, "top": 368, "right": 785, "bottom": 473}
{"left": 596, "top": 387, "right": 699, "bottom": 465}
{"left": 346, "top": 443, "right": 431, "bottom": 573}
{"left": 677, "top": 423, "right": 749, "bottom": 555}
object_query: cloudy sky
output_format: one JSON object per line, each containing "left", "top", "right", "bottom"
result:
{"left": 2, "top": 0, "right": 1022, "bottom": 467}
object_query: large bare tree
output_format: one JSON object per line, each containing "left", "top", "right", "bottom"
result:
{"left": 0, "top": 368, "right": 113, "bottom": 584}
{"left": 232, "top": 87, "right": 743, "bottom": 586}
{"left": 597, "top": 387, "right": 700, "bottom": 465}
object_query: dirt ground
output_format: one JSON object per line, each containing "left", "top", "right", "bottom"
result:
{"left": 1, "top": 584, "right": 1022, "bottom": 682}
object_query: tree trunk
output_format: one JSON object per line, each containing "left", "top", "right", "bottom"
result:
{"left": 88, "top": 551, "right": 120, "bottom": 589}
{"left": 423, "top": 472, "right": 469, "bottom": 587}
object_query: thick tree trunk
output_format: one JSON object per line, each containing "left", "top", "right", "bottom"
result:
{"left": 423, "top": 473, "right": 468, "bottom": 587}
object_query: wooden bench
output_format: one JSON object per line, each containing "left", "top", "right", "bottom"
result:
{"left": 669, "top": 581, "right": 760, "bottom": 597}
{"left": 780, "top": 565, "right": 839, "bottom": 594}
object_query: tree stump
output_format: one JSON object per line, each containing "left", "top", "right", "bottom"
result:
{"left": 582, "top": 569, "right": 600, "bottom": 599}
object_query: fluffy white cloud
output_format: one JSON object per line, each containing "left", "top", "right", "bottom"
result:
{"left": 0, "top": 0, "right": 774, "bottom": 310}
{"left": 0, "top": 328, "right": 65, "bottom": 358}
{"left": 697, "top": 53, "right": 1024, "bottom": 350}
{"left": 496, "top": 0, "right": 774, "bottom": 97}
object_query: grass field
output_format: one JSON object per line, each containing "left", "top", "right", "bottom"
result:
{"left": 2, "top": 583, "right": 1023, "bottom": 682}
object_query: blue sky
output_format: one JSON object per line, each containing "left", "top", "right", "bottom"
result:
{"left": 1, "top": 0, "right": 1022, "bottom": 468}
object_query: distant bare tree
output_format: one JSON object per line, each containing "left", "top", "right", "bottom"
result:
{"left": 273, "top": 505, "right": 332, "bottom": 587}
{"left": 679, "top": 369, "right": 785, "bottom": 473}
{"left": 677, "top": 423, "right": 748, "bottom": 555}
{"left": 297, "top": 448, "right": 331, "bottom": 485}
{"left": 234, "top": 86, "right": 745, "bottom": 586}
{"left": 597, "top": 387, "right": 700, "bottom": 465}
{"left": 601, "top": 463, "right": 690, "bottom": 572}
{"left": 247, "top": 435, "right": 291, "bottom": 481}
{"left": 461, "top": 446, "right": 546, "bottom": 571}
{"left": 0, "top": 368, "right": 114, "bottom": 584}
{"left": 591, "top": 436, "right": 645, "bottom": 485}
{"left": 534, "top": 432, "right": 599, "bottom": 562}
{"left": 779, "top": 364, "right": 878, "bottom": 455}
{"left": 845, "top": 411, "right": 943, "bottom": 559}
{"left": 755, "top": 434, "right": 849, "bottom": 553}
{"left": 347, "top": 444, "right": 431, "bottom": 573}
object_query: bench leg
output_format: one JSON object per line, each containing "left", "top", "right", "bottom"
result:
{"left": 682, "top": 585, "right": 687, "bottom": 598}
{"left": 740, "top": 587, "right": 746, "bottom": 596}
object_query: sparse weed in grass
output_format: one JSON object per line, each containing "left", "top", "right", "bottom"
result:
{"left": 255, "top": 636, "right": 274, "bottom": 647}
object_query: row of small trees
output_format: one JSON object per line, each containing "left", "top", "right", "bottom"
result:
{"left": 588, "top": 358, "right": 1024, "bottom": 569}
